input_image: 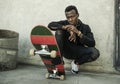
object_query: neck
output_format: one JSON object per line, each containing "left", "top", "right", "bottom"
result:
{"left": 74, "top": 19, "right": 79, "bottom": 26}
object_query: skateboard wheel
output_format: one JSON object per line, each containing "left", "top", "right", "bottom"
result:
{"left": 29, "top": 49, "right": 35, "bottom": 56}
{"left": 45, "top": 73, "right": 50, "bottom": 79}
{"left": 60, "top": 75, "right": 65, "bottom": 80}
{"left": 50, "top": 50, "right": 57, "bottom": 58}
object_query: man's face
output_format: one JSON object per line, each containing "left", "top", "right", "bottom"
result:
{"left": 65, "top": 9, "right": 79, "bottom": 25}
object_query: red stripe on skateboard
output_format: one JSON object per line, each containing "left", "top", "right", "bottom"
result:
{"left": 47, "top": 68, "right": 54, "bottom": 71}
{"left": 48, "top": 67, "right": 64, "bottom": 73}
{"left": 42, "top": 60, "right": 52, "bottom": 65}
{"left": 31, "top": 36, "right": 57, "bottom": 45}
{"left": 57, "top": 51, "right": 60, "bottom": 56}
{"left": 56, "top": 65, "right": 64, "bottom": 72}
{"left": 47, "top": 65, "right": 64, "bottom": 72}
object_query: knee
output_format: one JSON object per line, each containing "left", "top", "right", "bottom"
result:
{"left": 89, "top": 48, "right": 100, "bottom": 61}
{"left": 55, "top": 30, "right": 64, "bottom": 43}
{"left": 55, "top": 30, "right": 63, "bottom": 36}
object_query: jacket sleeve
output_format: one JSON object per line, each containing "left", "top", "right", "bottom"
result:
{"left": 48, "top": 21, "right": 65, "bottom": 31}
{"left": 79, "top": 25, "right": 95, "bottom": 47}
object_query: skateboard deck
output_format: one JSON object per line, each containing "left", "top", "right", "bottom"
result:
{"left": 30, "top": 25, "right": 65, "bottom": 80}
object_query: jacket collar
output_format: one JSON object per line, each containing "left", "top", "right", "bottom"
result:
{"left": 76, "top": 19, "right": 82, "bottom": 27}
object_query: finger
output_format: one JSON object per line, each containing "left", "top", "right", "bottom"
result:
{"left": 70, "top": 38, "right": 74, "bottom": 42}
{"left": 67, "top": 27, "right": 72, "bottom": 31}
{"left": 69, "top": 37, "right": 75, "bottom": 42}
{"left": 69, "top": 36, "right": 72, "bottom": 40}
{"left": 69, "top": 36, "right": 73, "bottom": 41}
{"left": 73, "top": 38, "right": 76, "bottom": 42}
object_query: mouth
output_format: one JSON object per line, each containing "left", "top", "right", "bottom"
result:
{"left": 68, "top": 21, "right": 73, "bottom": 24}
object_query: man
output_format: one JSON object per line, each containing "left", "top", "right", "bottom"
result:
{"left": 48, "top": 5, "right": 100, "bottom": 74}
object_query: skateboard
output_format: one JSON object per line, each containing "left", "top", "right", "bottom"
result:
{"left": 29, "top": 25, "right": 65, "bottom": 80}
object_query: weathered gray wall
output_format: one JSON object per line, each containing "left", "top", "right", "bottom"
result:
{"left": 0, "top": 0, "right": 116, "bottom": 73}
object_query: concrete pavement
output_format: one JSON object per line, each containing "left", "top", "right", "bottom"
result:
{"left": 0, "top": 64, "right": 120, "bottom": 84}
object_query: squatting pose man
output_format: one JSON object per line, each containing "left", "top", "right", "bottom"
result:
{"left": 48, "top": 5, "right": 100, "bottom": 74}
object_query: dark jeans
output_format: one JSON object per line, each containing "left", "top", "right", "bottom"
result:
{"left": 55, "top": 30, "right": 100, "bottom": 65}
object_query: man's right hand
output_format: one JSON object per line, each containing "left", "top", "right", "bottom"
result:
{"left": 62, "top": 25, "right": 76, "bottom": 42}
{"left": 69, "top": 31, "right": 76, "bottom": 42}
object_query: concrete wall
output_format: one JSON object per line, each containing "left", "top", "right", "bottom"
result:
{"left": 0, "top": 0, "right": 116, "bottom": 73}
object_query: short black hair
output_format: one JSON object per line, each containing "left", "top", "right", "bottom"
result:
{"left": 65, "top": 5, "right": 78, "bottom": 14}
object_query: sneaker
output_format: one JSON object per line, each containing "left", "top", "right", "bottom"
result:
{"left": 71, "top": 61, "right": 79, "bottom": 74}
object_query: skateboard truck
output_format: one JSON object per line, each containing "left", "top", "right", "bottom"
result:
{"left": 35, "top": 45, "right": 50, "bottom": 55}
{"left": 30, "top": 45, "right": 57, "bottom": 58}
{"left": 45, "top": 68, "right": 65, "bottom": 80}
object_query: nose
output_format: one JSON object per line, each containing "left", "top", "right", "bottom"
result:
{"left": 68, "top": 18, "right": 72, "bottom": 22}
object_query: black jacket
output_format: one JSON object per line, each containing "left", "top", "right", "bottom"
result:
{"left": 48, "top": 19, "right": 95, "bottom": 47}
